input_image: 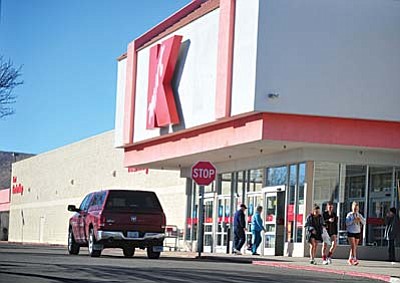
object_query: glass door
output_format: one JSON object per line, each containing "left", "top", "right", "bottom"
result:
{"left": 246, "top": 192, "right": 262, "bottom": 254}
{"left": 215, "top": 196, "right": 231, "bottom": 253}
{"left": 263, "top": 186, "right": 286, "bottom": 256}
{"left": 367, "top": 166, "right": 394, "bottom": 246}
{"left": 203, "top": 198, "right": 214, "bottom": 252}
{"left": 264, "top": 192, "right": 277, "bottom": 255}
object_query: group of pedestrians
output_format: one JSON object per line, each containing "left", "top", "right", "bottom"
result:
{"left": 233, "top": 204, "right": 265, "bottom": 255}
{"left": 306, "top": 201, "right": 400, "bottom": 266}
{"left": 233, "top": 201, "right": 400, "bottom": 264}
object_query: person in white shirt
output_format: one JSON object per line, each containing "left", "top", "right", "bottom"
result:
{"left": 345, "top": 201, "right": 366, "bottom": 266}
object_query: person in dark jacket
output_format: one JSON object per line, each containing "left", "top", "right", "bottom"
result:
{"left": 322, "top": 201, "right": 338, "bottom": 265}
{"left": 233, "top": 204, "right": 247, "bottom": 255}
{"left": 385, "top": 207, "right": 400, "bottom": 263}
{"left": 305, "top": 204, "right": 324, "bottom": 265}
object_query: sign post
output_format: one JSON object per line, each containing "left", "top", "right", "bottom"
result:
{"left": 191, "top": 161, "right": 217, "bottom": 258}
{"left": 197, "top": 185, "right": 205, "bottom": 258}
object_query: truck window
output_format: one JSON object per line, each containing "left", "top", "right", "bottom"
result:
{"left": 90, "top": 191, "right": 107, "bottom": 208}
{"left": 105, "top": 191, "right": 161, "bottom": 211}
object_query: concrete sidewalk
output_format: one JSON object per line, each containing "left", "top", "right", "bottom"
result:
{"left": 155, "top": 251, "right": 400, "bottom": 283}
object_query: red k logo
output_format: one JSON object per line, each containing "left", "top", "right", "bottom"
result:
{"left": 147, "top": 35, "right": 183, "bottom": 129}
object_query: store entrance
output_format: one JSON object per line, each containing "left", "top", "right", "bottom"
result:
{"left": 203, "top": 197, "right": 214, "bottom": 253}
{"left": 215, "top": 196, "right": 231, "bottom": 253}
{"left": 367, "top": 194, "right": 391, "bottom": 246}
{"left": 263, "top": 186, "right": 286, "bottom": 256}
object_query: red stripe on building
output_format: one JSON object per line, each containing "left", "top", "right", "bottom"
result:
{"left": 124, "top": 113, "right": 400, "bottom": 167}
{"left": 262, "top": 113, "right": 400, "bottom": 150}
{"left": 215, "top": 0, "right": 235, "bottom": 119}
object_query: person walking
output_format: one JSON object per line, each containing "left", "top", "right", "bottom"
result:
{"left": 251, "top": 205, "right": 265, "bottom": 255}
{"left": 305, "top": 204, "right": 324, "bottom": 264}
{"left": 322, "top": 201, "right": 338, "bottom": 265}
{"left": 384, "top": 207, "right": 400, "bottom": 263}
{"left": 346, "top": 201, "right": 366, "bottom": 266}
{"left": 233, "top": 204, "right": 247, "bottom": 255}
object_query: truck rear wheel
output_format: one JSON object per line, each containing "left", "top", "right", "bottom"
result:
{"left": 147, "top": 247, "right": 161, "bottom": 259}
{"left": 123, "top": 247, "right": 135, "bottom": 257}
{"left": 88, "top": 228, "right": 101, "bottom": 257}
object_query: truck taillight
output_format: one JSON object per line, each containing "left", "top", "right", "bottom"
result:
{"left": 161, "top": 214, "right": 166, "bottom": 230}
{"left": 98, "top": 215, "right": 106, "bottom": 227}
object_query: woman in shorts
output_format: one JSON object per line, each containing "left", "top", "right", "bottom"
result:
{"left": 346, "top": 201, "right": 366, "bottom": 265}
{"left": 305, "top": 204, "right": 324, "bottom": 264}
{"left": 322, "top": 201, "right": 338, "bottom": 265}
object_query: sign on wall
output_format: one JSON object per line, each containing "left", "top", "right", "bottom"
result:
{"left": 147, "top": 35, "right": 183, "bottom": 129}
{"left": 12, "top": 176, "right": 24, "bottom": 195}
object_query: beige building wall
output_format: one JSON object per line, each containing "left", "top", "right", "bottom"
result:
{"left": 9, "top": 130, "right": 186, "bottom": 245}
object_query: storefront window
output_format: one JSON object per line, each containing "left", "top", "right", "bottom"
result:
{"left": 313, "top": 162, "right": 340, "bottom": 207}
{"left": 297, "top": 163, "right": 306, "bottom": 242}
{"left": 204, "top": 181, "right": 216, "bottom": 193}
{"left": 191, "top": 198, "right": 198, "bottom": 241}
{"left": 220, "top": 173, "right": 231, "bottom": 195}
{"left": 313, "top": 162, "right": 340, "bottom": 243}
{"left": 285, "top": 163, "right": 306, "bottom": 243}
{"left": 397, "top": 168, "right": 400, "bottom": 209}
{"left": 367, "top": 166, "right": 393, "bottom": 246}
{"left": 287, "top": 165, "right": 296, "bottom": 242}
{"left": 267, "top": 166, "right": 288, "bottom": 186}
{"left": 249, "top": 169, "right": 263, "bottom": 192}
{"left": 339, "top": 165, "right": 366, "bottom": 244}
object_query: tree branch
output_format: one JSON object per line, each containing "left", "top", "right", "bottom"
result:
{"left": 0, "top": 56, "right": 23, "bottom": 118}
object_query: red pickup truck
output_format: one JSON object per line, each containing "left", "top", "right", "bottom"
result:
{"left": 67, "top": 190, "right": 166, "bottom": 259}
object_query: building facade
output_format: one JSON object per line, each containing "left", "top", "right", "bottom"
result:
{"left": 0, "top": 151, "right": 34, "bottom": 240}
{"left": 8, "top": 131, "right": 187, "bottom": 247}
{"left": 115, "top": 0, "right": 400, "bottom": 259}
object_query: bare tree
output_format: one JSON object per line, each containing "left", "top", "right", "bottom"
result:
{"left": 0, "top": 56, "right": 23, "bottom": 119}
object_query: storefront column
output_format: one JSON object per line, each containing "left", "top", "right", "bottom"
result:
{"left": 303, "top": 161, "right": 314, "bottom": 257}
{"left": 229, "top": 172, "right": 236, "bottom": 253}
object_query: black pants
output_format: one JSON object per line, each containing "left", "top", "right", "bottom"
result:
{"left": 234, "top": 228, "right": 245, "bottom": 251}
{"left": 388, "top": 239, "right": 396, "bottom": 261}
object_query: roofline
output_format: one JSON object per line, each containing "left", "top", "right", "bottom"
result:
{"left": 117, "top": 0, "right": 206, "bottom": 61}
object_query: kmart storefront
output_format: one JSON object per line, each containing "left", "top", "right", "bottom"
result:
{"left": 184, "top": 161, "right": 400, "bottom": 259}
{"left": 115, "top": 0, "right": 400, "bottom": 259}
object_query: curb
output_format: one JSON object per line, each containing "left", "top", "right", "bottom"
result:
{"left": 197, "top": 255, "right": 253, "bottom": 264}
{"left": 252, "top": 261, "right": 392, "bottom": 282}
{"left": 1, "top": 241, "right": 66, "bottom": 248}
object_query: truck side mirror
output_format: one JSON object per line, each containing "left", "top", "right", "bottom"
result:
{"left": 67, "top": 205, "right": 79, "bottom": 212}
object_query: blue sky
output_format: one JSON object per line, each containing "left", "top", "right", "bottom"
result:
{"left": 0, "top": 0, "right": 189, "bottom": 154}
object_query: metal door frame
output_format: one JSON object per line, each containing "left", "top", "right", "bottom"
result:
{"left": 202, "top": 194, "right": 214, "bottom": 253}
{"left": 215, "top": 195, "right": 231, "bottom": 253}
{"left": 262, "top": 185, "right": 286, "bottom": 256}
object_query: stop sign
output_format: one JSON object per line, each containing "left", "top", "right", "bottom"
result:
{"left": 191, "top": 161, "right": 217, "bottom": 186}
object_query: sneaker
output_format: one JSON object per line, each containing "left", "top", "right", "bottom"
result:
{"left": 391, "top": 262, "right": 397, "bottom": 265}
{"left": 310, "top": 259, "right": 315, "bottom": 265}
{"left": 252, "top": 252, "right": 260, "bottom": 256}
{"left": 347, "top": 258, "right": 354, "bottom": 265}
{"left": 234, "top": 250, "right": 242, "bottom": 255}
{"left": 353, "top": 259, "right": 359, "bottom": 266}
{"left": 322, "top": 260, "right": 328, "bottom": 265}
{"left": 327, "top": 257, "right": 332, "bottom": 264}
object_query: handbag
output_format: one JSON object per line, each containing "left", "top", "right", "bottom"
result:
{"left": 322, "top": 227, "right": 331, "bottom": 245}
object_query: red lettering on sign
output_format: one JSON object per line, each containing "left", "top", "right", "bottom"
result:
{"left": 12, "top": 176, "right": 17, "bottom": 183}
{"left": 12, "top": 183, "right": 24, "bottom": 195}
{"left": 128, "top": 167, "right": 149, "bottom": 174}
{"left": 147, "top": 35, "right": 182, "bottom": 129}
